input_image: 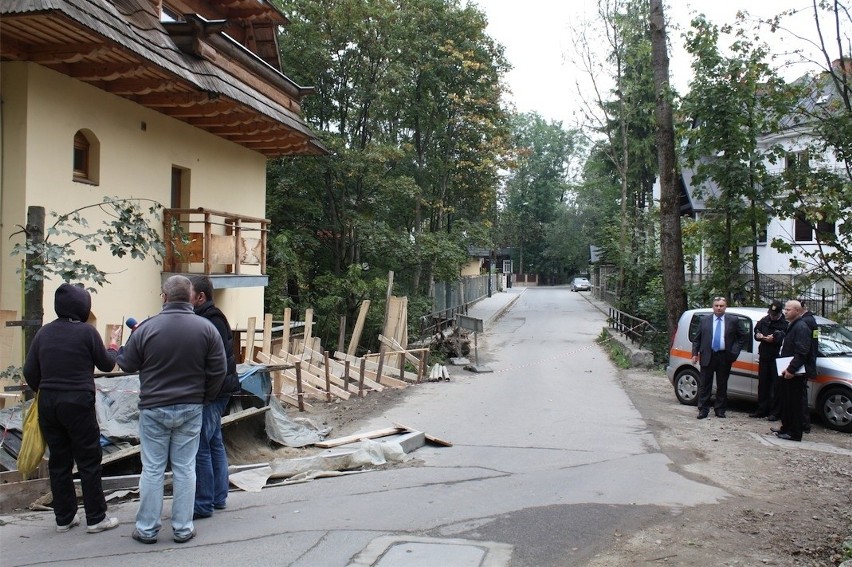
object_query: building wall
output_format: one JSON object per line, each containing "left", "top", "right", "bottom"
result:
{"left": 1, "top": 62, "right": 269, "bottom": 369}
{"left": 460, "top": 258, "right": 483, "bottom": 277}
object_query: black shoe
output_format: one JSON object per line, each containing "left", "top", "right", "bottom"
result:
{"left": 748, "top": 412, "right": 767, "bottom": 418}
{"left": 697, "top": 410, "right": 709, "bottom": 420}
{"left": 213, "top": 503, "right": 227, "bottom": 510}
{"left": 193, "top": 512, "right": 211, "bottom": 520}
{"left": 775, "top": 432, "right": 801, "bottom": 441}
{"left": 770, "top": 427, "right": 784, "bottom": 434}
{"left": 174, "top": 528, "right": 196, "bottom": 544}
{"left": 767, "top": 415, "right": 779, "bottom": 422}
{"left": 131, "top": 529, "right": 157, "bottom": 544}
{"left": 803, "top": 425, "right": 811, "bottom": 433}
{"left": 715, "top": 412, "right": 726, "bottom": 418}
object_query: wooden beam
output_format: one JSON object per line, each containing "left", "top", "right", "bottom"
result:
{"left": 313, "top": 426, "right": 405, "bottom": 449}
{"left": 333, "top": 352, "right": 407, "bottom": 389}
{"left": 347, "top": 300, "right": 370, "bottom": 356}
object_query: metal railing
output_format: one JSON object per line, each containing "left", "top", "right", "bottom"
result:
{"left": 608, "top": 307, "right": 659, "bottom": 349}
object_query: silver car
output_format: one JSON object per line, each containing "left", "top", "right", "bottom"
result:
{"left": 571, "top": 277, "right": 591, "bottom": 292}
{"left": 667, "top": 307, "right": 852, "bottom": 433}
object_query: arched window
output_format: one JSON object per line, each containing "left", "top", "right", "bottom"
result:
{"left": 72, "top": 130, "right": 99, "bottom": 184}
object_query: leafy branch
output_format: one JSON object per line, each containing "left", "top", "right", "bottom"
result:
{"left": 10, "top": 197, "right": 167, "bottom": 292}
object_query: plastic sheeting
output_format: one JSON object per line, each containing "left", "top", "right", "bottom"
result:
{"left": 264, "top": 394, "right": 331, "bottom": 447}
{"left": 228, "top": 438, "right": 410, "bottom": 492}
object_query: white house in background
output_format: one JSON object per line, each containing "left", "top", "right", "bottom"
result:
{"left": 664, "top": 63, "right": 849, "bottom": 302}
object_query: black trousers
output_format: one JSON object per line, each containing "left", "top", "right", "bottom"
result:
{"left": 779, "top": 374, "right": 806, "bottom": 440}
{"left": 756, "top": 357, "right": 781, "bottom": 415}
{"left": 38, "top": 389, "right": 107, "bottom": 527}
{"left": 698, "top": 351, "right": 733, "bottom": 411}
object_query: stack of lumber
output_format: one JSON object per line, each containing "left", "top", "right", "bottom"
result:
{"left": 249, "top": 306, "right": 428, "bottom": 412}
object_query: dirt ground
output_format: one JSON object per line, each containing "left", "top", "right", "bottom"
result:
{"left": 292, "top": 367, "right": 852, "bottom": 567}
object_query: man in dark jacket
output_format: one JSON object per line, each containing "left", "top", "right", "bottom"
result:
{"left": 23, "top": 283, "right": 121, "bottom": 534}
{"left": 691, "top": 296, "right": 747, "bottom": 419}
{"left": 773, "top": 300, "right": 817, "bottom": 441}
{"left": 750, "top": 300, "right": 787, "bottom": 419}
{"left": 189, "top": 275, "right": 240, "bottom": 519}
{"left": 116, "top": 275, "right": 226, "bottom": 544}
{"left": 799, "top": 304, "right": 820, "bottom": 433}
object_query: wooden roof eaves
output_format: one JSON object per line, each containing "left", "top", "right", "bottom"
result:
{"left": 2, "top": 0, "right": 328, "bottom": 155}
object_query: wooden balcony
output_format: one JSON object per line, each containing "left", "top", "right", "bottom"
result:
{"left": 162, "top": 208, "right": 269, "bottom": 289}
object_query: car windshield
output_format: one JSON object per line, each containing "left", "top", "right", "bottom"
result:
{"left": 818, "top": 323, "right": 852, "bottom": 356}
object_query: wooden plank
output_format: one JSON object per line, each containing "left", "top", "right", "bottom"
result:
{"left": 221, "top": 405, "right": 270, "bottom": 427}
{"left": 262, "top": 313, "right": 273, "bottom": 357}
{"left": 346, "top": 300, "right": 370, "bottom": 356}
{"left": 244, "top": 316, "right": 257, "bottom": 363}
{"left": 279, "top": 308, "right": 292, "bottom": 356}
{"left": 333, "top": 352, "right": 407, "bottom": 389}
{"left": 256, "top": 352, "right": 327, "bottom": 400}
{"left": 302, "top": 308, "right": 314, "bottom": 355}
{"left": 313, "top": 426, "right": 405, "bottom": 449}
{"left": 380, "top": 271, "right": 394, "bottom": 356}
{"left": 0, "top": 477, "right": 52, "bottom": 513}
{"left": 257, "top": 352, "right": 349, "bottom": 400}
{"left": 264, "top": 352, "right": 351, "bottom": 400}
{"left": 302, "top": 345, "right": 384, "bottom": 391}
{"left": 378, "top": 335, "right": 421, "bottom": 367}
{"left": 393, "top": 422, "right": 453, "bottom": 447}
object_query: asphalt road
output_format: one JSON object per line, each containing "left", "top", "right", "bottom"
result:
{"left": 0, "top": 287, "right": 729, "bottom": 566}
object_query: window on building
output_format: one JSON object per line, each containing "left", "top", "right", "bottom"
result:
{"left": 757, "top": 221, "right": 768, "bottom": 244}
{"left": 795, "top": 214, "right": 836, "bottom": 242}
{"left": 73, "top": 130, "right": 99, "bottom": 184}
{"left": 786, "top": 149, "right": 810, "bottom": 172}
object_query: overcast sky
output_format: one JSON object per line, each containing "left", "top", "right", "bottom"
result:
{"left": 471, "top": 0, "right": 830, "bottom": 127}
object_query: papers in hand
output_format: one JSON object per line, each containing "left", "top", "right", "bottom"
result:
{"left": 776, "top": 356, "right": 805, "bottom": 376}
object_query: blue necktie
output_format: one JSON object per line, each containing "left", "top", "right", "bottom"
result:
{"left": 712, "top": 317, "right": 722, "bottom": 351}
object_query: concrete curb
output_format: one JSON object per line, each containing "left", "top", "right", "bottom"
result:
{"left": 484, "top": 287, "right": 526, "bottom": 326}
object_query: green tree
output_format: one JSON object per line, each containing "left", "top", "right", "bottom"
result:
{"left": 268, "top": 0, "right": 510, "bottom": 346}
{"left": 681, "top": 15, "right": 790, "bottom": 303}
{"left": 501, "top": 112, "right": 579, "bottom": 281}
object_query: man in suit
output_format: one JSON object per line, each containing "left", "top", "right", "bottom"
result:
{"left": 691, "top": 297, "right": 747, "bottom": 419}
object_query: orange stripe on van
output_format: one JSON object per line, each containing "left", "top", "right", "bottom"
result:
{"left": 670, "top": 348, "right": 692, "bottom": 359}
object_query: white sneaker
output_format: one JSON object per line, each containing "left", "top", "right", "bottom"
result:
{"left": 56, "top": 515, "right": 80, "bottom": 533}
{"left": 86, "top": 517, "right": 119, "bottom": 534}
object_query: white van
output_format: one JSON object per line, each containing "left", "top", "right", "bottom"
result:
{"left": 667, "top": 307, "right": 852, "bottom": 433}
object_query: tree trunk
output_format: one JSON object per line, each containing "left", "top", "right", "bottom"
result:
{"left": 650, "top": 0, "right": 687, "bottom": 337}
{"left": 24, "top": 206, "right": 45, "bottom": 355}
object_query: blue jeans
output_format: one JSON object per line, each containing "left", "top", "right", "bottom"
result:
{"left": 136, "top": 404, "right": 203, "bottom": 539}
{"left": 195, "top": 396, "right": 230, "bottom": 515}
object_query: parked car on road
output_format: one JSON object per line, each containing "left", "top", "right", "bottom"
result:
{"left": 667, "top": 307, "right": 852, "bottom": 433}
{"left": 571, "top": 277, "right": 591, "bottom": 292}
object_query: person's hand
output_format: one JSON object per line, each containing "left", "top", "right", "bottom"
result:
{"left": 691, "top": 355, "right": 698, "bottom": 364}
{"left": 782, "top": 370, "right": 793, "bottom": 379}
{"left": 764, "top": 335, "right": 774, "bottom": 343}
{"left": 756, "top": 332, "right": 764, "bottom": 340}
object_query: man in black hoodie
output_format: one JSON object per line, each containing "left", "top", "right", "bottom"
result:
{"left": 23, "top": 283, "right": 121, "bottom": 534}
{"left": 189, "top": 275, "right": 240, "bottom": 519}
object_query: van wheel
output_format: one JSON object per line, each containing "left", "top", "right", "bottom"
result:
{"left": 674, "top": 368, "right": 700, "bottom": 406}
{"left": 817, "top": 386, "right": 852, "bottom": 433}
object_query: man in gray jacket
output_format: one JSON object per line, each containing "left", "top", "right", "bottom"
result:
{"left": 117, "top": 275, "right": 225, "bottom": 544}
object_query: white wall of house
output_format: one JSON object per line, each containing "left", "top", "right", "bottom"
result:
{"left": 1, "top": 62, "right": 269, "bottom": 369}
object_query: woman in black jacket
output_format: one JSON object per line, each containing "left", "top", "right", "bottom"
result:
{"left": 23, "top": 283, "right": 121, "bottom": 534}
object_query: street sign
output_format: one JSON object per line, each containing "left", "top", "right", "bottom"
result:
{"left": 456, "top": 314, "right": 483, "bottom": 333}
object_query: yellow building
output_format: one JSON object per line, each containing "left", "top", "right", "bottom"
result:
{"left": 0, "top": 0, "right": 325, "bottom": 379}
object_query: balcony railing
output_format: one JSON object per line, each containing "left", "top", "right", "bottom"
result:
{"left": 162, "top": 208, "right": 268, "bottom": 275}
